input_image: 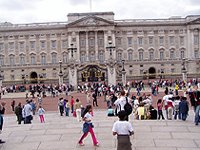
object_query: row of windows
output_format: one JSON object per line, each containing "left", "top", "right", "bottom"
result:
{"left": 117, "top": 35, "right": 199, "bottom": 46}
{"left": 0, "top": 40, "right": 68, "bottom": 52}
{"left": 0, "top": 49, "right": 199, "bottom": 66}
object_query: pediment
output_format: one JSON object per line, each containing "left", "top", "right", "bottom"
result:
{"left": 187, "top": 17, "right": 200, "bottom": 24}
{"left": 66, "top": 16, "right": 115, "bottom": 27}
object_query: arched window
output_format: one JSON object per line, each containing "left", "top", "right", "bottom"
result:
{"left": 138, "top": 50, "right": 143, "bottom": 61}
{"left": 170, "top": 49, "right": 175, "bottom": 59}
{"left": 9, "top": 54, "right": 15, "bottom": 66}
{"left": 0, "top": 55, "right": 4, "bottom": 66}
{"left": 30, "top": 54, "right": 36, "bottom": 64}
{"left": 19, "top": 54, "right": 25, "bottom": 65}
{"left": 128, "top": 51, "right": 133, "bottom": 61}
{"left": 63, "top": 52, "right": 68, "bottom": 64}
{"left": 51, "top": 52, "right": 57, "bottom": 64}
{"left": 117, "top": 52, "right": 122, "bottom": 61}
{"left": 41, "top": 53, "right": 46, "bottom": 65}
{"left": 149, "top": 49, "right": 154, "bottom": 60}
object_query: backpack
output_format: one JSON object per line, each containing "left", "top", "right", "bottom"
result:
{"left": 124, "top": 97, "right": 133, "bottom": 115}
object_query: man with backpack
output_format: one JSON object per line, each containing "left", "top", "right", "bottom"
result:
{"left": 114, "top": 91, "right": 132, "bottom": 121}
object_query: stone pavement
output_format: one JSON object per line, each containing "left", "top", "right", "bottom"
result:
{"left": 0, "top": 110, "right": 200, "bottom": 150}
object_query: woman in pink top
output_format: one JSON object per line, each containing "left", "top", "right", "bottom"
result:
{"left": 157, "top": 99, "right": 165, "bottom": 120}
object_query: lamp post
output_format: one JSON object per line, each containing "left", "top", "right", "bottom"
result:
{"left": 68, "top": 43, "right": 77, "bottom": 59}
{"left": 106, "top": 41, "right": 115, "bottom": 58}
{"left": 121, "top": 59, "right": 126, "bottom": 86}
{"left": 58, "top": 60, "right": 63, "bottom": 86}
{"left": 181, "top": 58, "right": 187, "bottom": 82}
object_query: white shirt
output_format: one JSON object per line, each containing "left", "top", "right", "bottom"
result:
{"left": 38, "top": 108, "right": 45, "bottom": 115}
{"left": 162, "top": 94, "right": 173, "bottom": 106}
{"left": 23, "top": 103, "right": 32, "bottom": 117}
{"left": 84, "top": 112, "right": 92, "bottom": 122}
{"left": 114, "top": 96, "right": 127, "bottom": 113}
{"left": 112, "top": 121, "right": 133, "bottom": 135}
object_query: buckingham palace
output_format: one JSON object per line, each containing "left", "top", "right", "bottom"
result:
{"left": 0, "top": 12, "right": 200, "bottom": 87}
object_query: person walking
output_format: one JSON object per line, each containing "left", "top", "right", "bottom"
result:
{"left": 23, "top": 100, "right": 33, "bottom": 124}
{"left": 114, "top": 91, "right": 131, "bottom": 121}
{"left": 112, "top": 110, "right": 134, "bottom": 150}
{"left": 0, "top": 102, "right": 5, "bottom": 144}
{"left": 14, "top": 102, "right": 23, "bottom": 124}
{"left": 74, "top": 98, "right": 82, "bottom": 122}
{"left": 38, "top": 106, "right": 45, "bottom": 123}
{"left": 78, "top": 105, "right": 99, "bottom": 146}
{"left": 193, "top": 86, "right": 200, "bottom": 125}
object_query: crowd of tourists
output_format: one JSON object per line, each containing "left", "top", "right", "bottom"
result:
{"left": 0, "top": 78, "right": 199, "bottom": 149}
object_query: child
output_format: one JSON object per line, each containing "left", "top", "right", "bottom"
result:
{"left": 78, "top": 105, "right": 99, "bottom": 146}
{"left": 136, "top": 103, "right": 145, "bottom": 120}
{"left": 179, "top": 97, "right": 189, "bottom": 121}
{"left": 157, "top": 99, "right": 165, "bottom": 120}
{"left": 112, "top": 110, "right": 134, "bottom": 150}
{"left": 174, "top": 96, "right": 181, "bottom": 120}
{"left": 107, "top": 106, "right": 114, "bottom": 116}
{"left": 65, "top": 100, "right": 70, "bottom": 117}
{"left": 167, "top": 98, "right": 174, "bottom": 120}
{"left": 38, "top": 106, "right": 45, "bottom": 123}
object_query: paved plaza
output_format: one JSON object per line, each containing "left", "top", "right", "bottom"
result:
{"left": 0, "top": 109, "right": 200, "bottom": 150}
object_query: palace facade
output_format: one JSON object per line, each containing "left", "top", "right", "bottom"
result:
{"left": 0, "top": 12, "right": 200, "bottom": 86}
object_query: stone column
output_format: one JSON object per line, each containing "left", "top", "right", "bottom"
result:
{"left": 122, "top": 70, "right": 126, "bottom": 86}
{"left": 107, "top": 66, "right": 116, "bottom": 86}
{"left": 76, "top": 32, "right": 80, "bottom": 62}
{"left": 95, "top": 31, "right": 98, "bottom": 61}
{"left": 86, "top": 31, "right": 89, "bottom": 61}
{"left": 68, "top": 65, "right": 77, "bottom": 90}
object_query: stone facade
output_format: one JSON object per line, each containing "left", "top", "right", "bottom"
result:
{"left": 0, "top": 12, "right": 200, "bottom": 86}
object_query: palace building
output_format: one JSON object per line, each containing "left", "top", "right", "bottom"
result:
{"left": 0, "top": 12, "right": 200, "bottom": 87}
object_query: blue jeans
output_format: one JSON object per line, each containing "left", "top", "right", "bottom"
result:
{"left": 181, "top": 113, "right": 187, "bottom": 121}
{"left": 174, "top": 111, "right": 181, "bottom": 120}
{"left": 195, "top": 105, "right": 200, "bottom": 125}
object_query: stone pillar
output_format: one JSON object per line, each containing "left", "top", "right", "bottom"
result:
{"left": 107, "top": 66, "right": 116, "bottom": 86}
{"left": 122, "top": 70, "right": 126, "bottom": 86}
{"left": 86, "top": 31, "right": 89, "bottom": 61}
{"left": 68, "top": 66, "right": 77, "bottom": 90}
{"left": 95, "top": 31, "right": 98, "bottom": 61}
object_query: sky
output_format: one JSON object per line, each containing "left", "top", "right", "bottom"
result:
{"left": 0, "top": 0, "right": 200, "bottom": 24}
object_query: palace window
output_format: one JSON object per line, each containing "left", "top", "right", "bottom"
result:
{"left": 117, "top": 52, "right": 122, "bottom": 61}
{"left": 40, "top": 41, "right": 46, "bottom": 49}
{"left": 9, "top": 42, "right": 14, "bottom": 52}
{"left": 127, "top": 37, "right": 132, "bottom": 46}
{"left": 128, "top": 51, "right": 133, "bottom": 61}
{"left": 117, "top": 37, "right": 122, "bottom": 46}
{"left": 194, "top": 35, "right": 199, "bottom": 45}
{"left": 194, "top": 49, "right": 199, "bottom": 58}
{"left": 169, "top": 36, "right": 175, "bottom": 45}
{"left": 30, "top": 55, "right": 36, "bottom": 64}
{"left": 19, "top": 55, "right": 25, "bottom": 65}
{"left": 180, "top": 51, "right": 185, "bottom": 59}
{"left": 41, "top": 54, "right": 46, "bottom": 65}
{"left": 98, "top": 51, "right": 105, "bottom": 63}
{"left": 138, "top": 37, "right": 143, "bottom": 45}
{"left": 98, "top": 39, "right": 104, "bottom": 47}
{"left": 180, "top": 36, "right": 184, "bottom": 45}
{"left": 30, "top": 41, "right": 35, "bottom": 49}
{"left": 80, "top": 53, "right": 86, "bottom": 63}
{"left": 0, "top": 55, "right": 4, "bottom": 66}
{"left": 89, "top": 53, "right": 95, "bottom": 61}
{"left": 80, "top": 39, "right": 85, "bottom": 47}
{"left": 63, "top": 52, "right": 68, "bottom": 63}
{"left": 89, "top": 38, "right": 95, "bottom": 47}
{"left": 160, "top": 51, "right": 164, "bottom": 60}
{"left": 139, "top": 51, "right": 143, "bottom": 61}
{"left": 170, "top": 50, "right": 175, "bottom": 59}
{"left": 149, "top": 51, "right": 154, "bottom": 60}
{"left": 0, "top": 43, "right": 3, "bottom": 52}
{"left": 159, "top": 36, "right": 164, "bottom": 45}
{"left": 62, "top": 40, "right": 68, "bottom": 49}
{"left": 9, "top": 55, "right": 15, "bottom": 66}
{"left": 149, "top": 36, "right": 154, "bottom": 45}
{"left": 51, "top": 40, "right": 56, "bottom": 49}
{"left": 51, "top": 52, "right": 57, "bottom": 64}
{"left": 19, "top": 42, "right": 25, "bottom": 52}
